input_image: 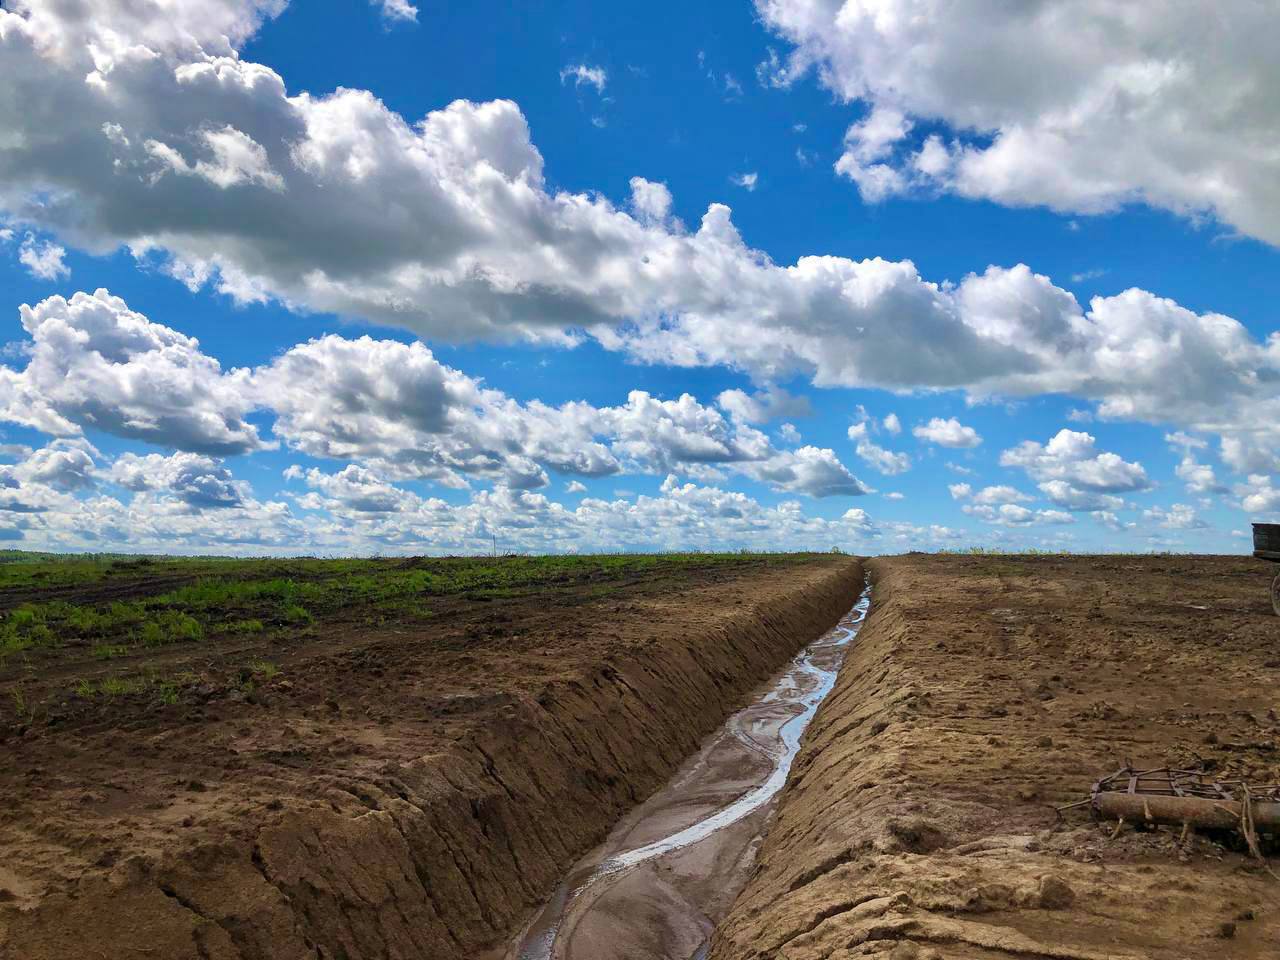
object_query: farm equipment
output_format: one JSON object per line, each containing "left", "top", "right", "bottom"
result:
{"left": 1069, "top": 767, "right": 1280, "bottom": 860}
{"left": 1058, "top": 767, "right": 1280, "bottom": 862}
{"left": 1254, "top": 523, "right": 1280, "bottom": 616}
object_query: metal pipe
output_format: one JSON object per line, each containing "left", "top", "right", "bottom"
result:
{"left": 1095, "top": 793, "right": 1280, "bottom": 830}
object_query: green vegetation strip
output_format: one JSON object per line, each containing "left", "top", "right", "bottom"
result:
{"left": 0, "top": 552, "right": 818, "bottom": 662}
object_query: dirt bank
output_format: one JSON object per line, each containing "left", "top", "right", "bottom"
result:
{"left": 711, "top": 554, "right": 1280, "bottom": 960}
{"left": 0, "top": 554, "right": 862, "bottom": 960}
{"left": 507, "top": 586, "right": 872, "bottom": 960}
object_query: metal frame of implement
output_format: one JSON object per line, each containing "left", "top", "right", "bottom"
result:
{"left": 1254, "top": 522, "right": 1280, "bottom": 617}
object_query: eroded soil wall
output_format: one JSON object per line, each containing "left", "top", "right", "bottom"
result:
{"left": 0, "top": 557, "right": 862, "bottom": 960}
{"left": 710, "top": 555, "right": 1280, "bottom": 960}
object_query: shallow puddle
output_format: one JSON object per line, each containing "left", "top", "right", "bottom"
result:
{"left": 506, "top": 581, "right": 872, "bottom": 960}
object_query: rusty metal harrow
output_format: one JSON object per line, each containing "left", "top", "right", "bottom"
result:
{"left": 1060, "top": 766, "right": 1280, "bottom": 862}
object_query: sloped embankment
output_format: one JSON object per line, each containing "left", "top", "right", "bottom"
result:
{"left": 710, "top": 554, "right": 1280, "bottom": 960}
{"left": 0, "top": 556, "right": 862, "bottom": 960}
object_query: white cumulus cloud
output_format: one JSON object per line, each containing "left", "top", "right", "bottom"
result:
{"left": 373, "top": 0, "right": 417, "bottom": 23}
{"left": 757, "top": 0, "right": 1280, "bottom": 246}
{"left": 913, "top": 417, "right": 981, "bottom": 448}
{"left": 1001, "top": 429, "right": 1150, "bottom": 511}
{"left": 847, "top": 422, "right": 910, "bottom": 475}
{"left": 18, "top": 234, "right": 70, "bottom": 280}
{"left": 0, "top": 0, "right": 1276, "bottom": 475}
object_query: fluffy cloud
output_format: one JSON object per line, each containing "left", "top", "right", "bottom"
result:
{"left": 18, "top": 234, "right": 70, "bottom": 280}
{"left": 373, "top": 0, "right": 417, "bottom": 23}
{"left": 1143, "top": 503, "right": 1206, "bottom": 530}
{"left": 847, "top": 422, "right": 909, "bottom": 475}
{"left": 948, "top": 481, "right": 1065, "bottom": 526}
{"left": 0, "top": 292, "right": 869, "bottom": 499}
{"left": 1221, "top": 435, "right": 1280, "bottom": 477}
{"left": 743, "top": 446, "right": 869, "bottom": 497}
{"left": 962, "top": 502, "right": 1075, "bottom": 528}
{"left": 513, "top": 476, "right": 876, "bottom": 552}
{"left": 0, "top": 438, "right": 97, "bottom": 541}
{"left": 949, "top": 483, "right": 1032, "bottom": 506}
{"left": 146, "top": 125, "right": 284, "bottom": 191}
{"left": 717, "top": 385, "right": 811, "bottom": 423}
{"left": 109, "top": 451, "right": 245, "bottom": 508}
{"left": 1001, "top": 429, "right": 1149, "bottom": 511}
{"left": 1035, "top": 481, "right": 1125, "bottom": 514}
{"left": 8, "top": 457, "right": 884, "bottom": 554}
{"left": 16, "top": 438, "right": 99, "bottom": 491}
{"left": 0, "top": 439, "right": 300, "bottom": 547}
{"left": 1239, "top": 476, "right": 1280, "bottom": 516}
{"left": 0, "top": 290, "right": 265, "bottom": 453}
{"left": 256, "top": 335, "right": 867, "bottom": 495}
{"left": 1002, "top": 429, "right": 1149, "bottom": 490}
{"left": 913, "top": 417, "right": 981, "bottom": 448}
{"left": 251, "top": 333, "right": 549, "bottom": 487}
{"left": 1, "top": 0, "right": 1277, "bottom": 475}
{"left": 628, "top": 177, "right": 674, "bottom": 225}
{"left": 1166, "top": 432, "right": 1228, "bottom": 496}
{"left": 287, "top": 464, "right": 422, "bottom": 513}
{"left": 757, "top": 0, "right": 1280, "bottom": 246}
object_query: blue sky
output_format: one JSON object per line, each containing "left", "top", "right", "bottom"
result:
{"left": 0, "top": 0, "right": 1277, "bottom": 554}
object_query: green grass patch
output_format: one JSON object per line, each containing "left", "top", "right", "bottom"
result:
{"left": 139, "top": 611, "right": 204, "bottom": 647}
{"left": 0, "top": 551, "right": 818, "bottom": 655}
{"left": 75, "top": 670, "right": 197, "bottom": 703}
{"left": 248, "top": 658, "right": 279, "bottom": 679}
{"left": 98, "top": 676, "right": 147, "bottom": 697}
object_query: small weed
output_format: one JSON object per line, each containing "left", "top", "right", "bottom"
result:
{"left": 99, "top": 676, "right": 145, "bottom": 697}
{"left": 9, "top": 686, "right": 28, "bottom": 718}
{"left": 225, "top": 618, "right": 264, "bottom": 634}
{"left": 139, "top": 611, "right": 203, "bottom": 647}
{"left": 75, "top": 678, "right": 94, "bottom": 698}
{"left": 281, "top": 604, "right": 311, "bottom": 625}
{"left": 1, "top": 605, "right": 57, "bottom": 654}
{"left": 9, "top": 608, "right": 38, "bottom": 630}
{"left": 92, "top": 643, "right": 129, "bottom": 660}
{"left": 248, "top": 658, "right": 279, "bottom": 679}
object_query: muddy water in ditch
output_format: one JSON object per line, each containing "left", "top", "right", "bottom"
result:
{"left": 506, "top": 582, "right": 872, "bottom": 960}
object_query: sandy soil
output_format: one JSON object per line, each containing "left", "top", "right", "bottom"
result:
{"left": 0, "top": 554, "right": 861, "bottom": 959}
{"left": 711, "top": 554, "right": 1280, "bottom": 960}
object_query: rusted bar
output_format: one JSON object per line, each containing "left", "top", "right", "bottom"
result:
{"left": 1095, "top": 793, "right": 1280, "bottom": 830}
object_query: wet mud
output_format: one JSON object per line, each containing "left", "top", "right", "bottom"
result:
{"left": 508, "top": 586, "right": 871, "bottom": 960}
